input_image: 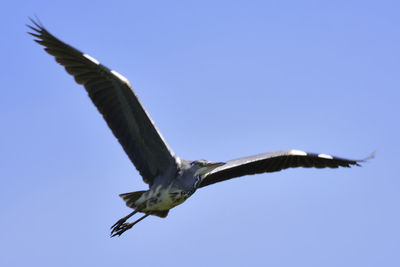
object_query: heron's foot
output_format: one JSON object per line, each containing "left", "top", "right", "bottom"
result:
{"left": 111, "top": 222, "right": 134, "bottom": 237}
{"left": 110, "top": 213, "right": 150, "bottom": 237}
{"left": 110, "top": 217, "right": 128, "bottom": 234}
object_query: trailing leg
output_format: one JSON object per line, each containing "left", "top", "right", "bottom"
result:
{"left": 110, "top": 209, "right": 140, "bottom": 234}
{"left": 111, "top": 214, "right": 150, "bottom": 237}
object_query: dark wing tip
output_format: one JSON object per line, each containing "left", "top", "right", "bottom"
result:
{"left": 27, "top": 16, "right": 47, "bottom": 41}
{"left": 28, "top": 15, "right": 44, "bottom": 29}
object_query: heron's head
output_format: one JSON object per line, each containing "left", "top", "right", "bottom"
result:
{"left": 191, "top": 159, "right": 209, "bottom": 167}
{"left": 191, "top": 160, "right": 224, "bottom": 176}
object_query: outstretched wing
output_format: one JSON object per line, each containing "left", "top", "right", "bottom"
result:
{"left": 28, "top": 19, "right": 178, "bottom": 186}
{"left": 199, "top": 149, "right": 369, "bottom": 188}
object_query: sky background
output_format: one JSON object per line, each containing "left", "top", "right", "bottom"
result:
{"left": 1, "top": 0, "right": 399, "bottom": 266}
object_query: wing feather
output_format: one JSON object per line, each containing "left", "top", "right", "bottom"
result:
{"left": 28, "top": 19, "right": 178, "bottom": 186}
{"left": 199, "top": 150, "right": 370, "bottom": 188}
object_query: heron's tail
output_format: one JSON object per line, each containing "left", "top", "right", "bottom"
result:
{"left": 119, "top": 190, "right": 146, "bottom": 209}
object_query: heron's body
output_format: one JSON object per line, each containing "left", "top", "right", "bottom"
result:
{"left": 131, "top": 159, "right": 220, "bottom": 213}
{"left": 28, "top": 19, "right": 372, "bottom": 237}
{"left": 134, "top": 161, "right": 198, "bottom": 213}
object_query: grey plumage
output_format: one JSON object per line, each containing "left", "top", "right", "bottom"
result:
{"left": 199, "top": 150, "right": 366, "bottom": 187}
{"left": 27, "top": 18, "right": 177, "bottom": 186}
{"left": 28, "top": 18, "right": 371, "bottom": 237}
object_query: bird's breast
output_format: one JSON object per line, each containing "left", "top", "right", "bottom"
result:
{"left": 142, "top": 185, "right": 191, "bottom": 212}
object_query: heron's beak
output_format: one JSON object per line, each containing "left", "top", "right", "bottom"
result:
{"left": 205, "top": 162, "right": 225, "bottom": 172}
{"left": 195, "top": 162, "right": 224, "bottom": 177}
{"left": 207, "top": 162, "right": 225, "bottom": 167}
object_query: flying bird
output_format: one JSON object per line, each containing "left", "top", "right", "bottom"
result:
{"left": 28, "top": 19, "right": 371, "bottom": 237}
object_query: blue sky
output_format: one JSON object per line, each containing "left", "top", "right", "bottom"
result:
{"left": 1, "top": 0, "right": 399, "bottom": 266}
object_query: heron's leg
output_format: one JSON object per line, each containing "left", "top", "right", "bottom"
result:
{"left": 111, "top": 214, "right": 150, "bottom": 237}
{"left": 110, "top": 209, "right": 139, "bottom": 233}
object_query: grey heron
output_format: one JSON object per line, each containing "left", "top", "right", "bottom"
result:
{"left": 28, "top": 19, "right": 371, "bottom": 237}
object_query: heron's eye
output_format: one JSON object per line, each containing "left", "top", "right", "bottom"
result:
{"left": 199, "top": 160, "right": 208, "bottom": 167}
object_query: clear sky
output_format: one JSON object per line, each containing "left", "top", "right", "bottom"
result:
{"left": 1, "top": 1, "right": 399, "bottom": 266}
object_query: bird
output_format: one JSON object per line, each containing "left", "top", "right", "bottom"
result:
{"left": 28, "top": 18, "right": 372, "bottom": 237}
